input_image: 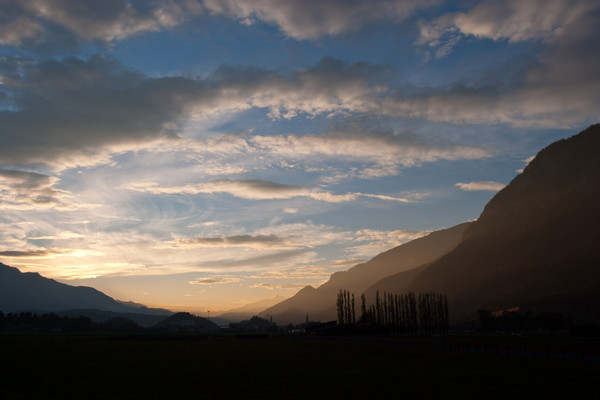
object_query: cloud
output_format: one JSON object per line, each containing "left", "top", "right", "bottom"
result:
{"left": 203, "top": 0, "right": 438, "bottom": 40}
{"left": 0, "top": 0, "right": 204, "bottom": 46}
{"left": 353, "top": 229, "right": 429, "bottom": 242}
{"left": 411, "top": 0, "right": 600, "bottom": 128}
{"left": 348, "top": 228, "right": 430, "bottom": 258}
{"left": 125, "top": 178, "right": 434, "bottom": 204}
{"left": 29, "top": 231, "right": 84, "bottom": 240}
{"left": 170, "top": 234, "right": 293, "bottom": 249}
{"left": 455, "top": 181, "right": 505, "bottom": 192}
{"left": 1, "top": 54, "right": 497, "bottom": 174}
{"left": 0, "top": 0, "right": 435, "bottom": 45}
{"left": 249, "top": 264, "right": 333, "bottom": 280}
{"left": 0, "top": 56, "right": 392, "bottom": 170}
{"left": 188, "top": 276, "right": 240, "bottom": 285}
{"left": 417, "top": 0, "right": 590, "bottom": 49}
{"left": 249, "top": 282, "right": 306, "bottom": 290}
{"left": 214, "top": 56, "right": 389, "bottom": 119}
{"left": 126, "top": 179, "right": 307, "bottom": 200}
{"left": 0, "top": 55, "right": 205, "bottom": 169}
{"left": 0, "top": 249, "right": 65, "bottom": 257}
{"left": 247, "top": 261, "right": 359, "bottom": 290}
{"left": 201, "top": 249, "right": 316, "bottom": 270}
{"left": 516, "top": 156, "right": 536, "bottom": 173}
{"left": 250, "top": 129, "right": 491, "bottom": 178}
{"left": 0, "top": 13, "right": 43, "bottom": 46}
{"left": 153, "top": 127, "right": 492, "bottom": 182}
{"left": 0, "top": 169, "right": 73, "bottom": 210}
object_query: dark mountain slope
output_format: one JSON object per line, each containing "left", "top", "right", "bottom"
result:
{"left": 0, "top": 263, "right": 171, "bottom": 318}
{"left": 363, "top": 263, "right": 431, "bottom": 301}
{"left": 406, "top": 124, "right": 600, "bottom": 322}
{"left": 260, "top": 223, "right": 469, "bottom": 324}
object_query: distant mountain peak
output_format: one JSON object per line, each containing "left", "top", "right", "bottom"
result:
{"left": 259, "top": 222, "right": 469, "bottom": 325}
{"left": 0, "top": 262, "right": 170, "bottom": 317}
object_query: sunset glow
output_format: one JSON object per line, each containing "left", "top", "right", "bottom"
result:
{"left": 1, "top": 0, "right": 598, "bottom": 312}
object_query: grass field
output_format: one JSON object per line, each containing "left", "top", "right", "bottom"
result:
{"left": 1, "top": 333, "right": 598, "bottom": 399}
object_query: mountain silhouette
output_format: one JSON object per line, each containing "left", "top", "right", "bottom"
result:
{"left": 217, "top": 295, "right": 287, "bottom": 323}
{"left": 259, "top": 223, "right": 469, "bottom": 324}
{"left": 154, "top": 312, "right": 218, "bottom": 331}
{"left": 404, "top": 124, "right": 600, "bottom": 322}
{"left": 0, "top": 263, "right": 172, "bottom": 321}
{"left": 260, "top": 124, "right": 600, "bottom": 326}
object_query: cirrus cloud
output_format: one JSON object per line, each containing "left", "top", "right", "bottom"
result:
{"left": 124, "top": 178, "right": 432, "bottom": 204}
{"left": 455, "top": 181, "right": 506, "bottom": 192}
{"left": 168, "top": 234, "right": 295, "bottom": 249}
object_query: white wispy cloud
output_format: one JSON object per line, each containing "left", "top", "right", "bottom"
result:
{"left": 29, "top": 231, "right": 84, "bottom": 240}
{"left": 249, "top": 264, "right": 334, "bottom": 280}
{"left": 249, "top": 282, "right": 306, "bottom": 290}
{"left": 125, "top": 179, "right": 307, "bottom": 200}
{"left": 455, "top": 181, "right": 506, "bottom": 192}
{"left": 347, "top": 228, "right": 430, "bottom": 258}
{"left": 124, "top": 178, "right": 432, "bottom": 205}
{"left": 249, "top": 130, "right": 491, "bottom": 177}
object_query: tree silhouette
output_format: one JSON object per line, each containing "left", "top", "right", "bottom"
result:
{"left": 335, "top": 290, "right": 449, "bottom": 335}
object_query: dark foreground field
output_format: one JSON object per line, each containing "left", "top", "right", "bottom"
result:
{"left": 1, "top": 333, "right": 598, "bottom": 399}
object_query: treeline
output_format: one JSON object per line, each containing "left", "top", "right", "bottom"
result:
{"left": 0, "top": 311, "right": 97, "bottom": 332}
{"left": 478, "top": 309, "right": 568, "bottom": 332}
{"left": 336, "top": 290, "right": 449, "bottom": 335}
{"left": 0, "top": 311, "right": 140, "bottom": 332}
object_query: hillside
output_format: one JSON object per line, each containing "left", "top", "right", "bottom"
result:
{"left": 217, "top": 295, "right": 287, "bottom": 323}
{"left": 0, "top": 263, "right": 172, "bottom": 321}
{"left": 154, "top": 312, "right": 218, "bottom": 331}
{"left": 362, "top": 263, "right": 431, "bottom": 301}
{"left": 404, "top": 124, "right": 600, "bottom": 323}
{"left": 259, "top": 223, "right": 469, "bottom": 324}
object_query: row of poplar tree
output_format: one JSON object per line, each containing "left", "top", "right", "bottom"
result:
{"left": 336, "top": 289, "right": 449, "bottom": 335}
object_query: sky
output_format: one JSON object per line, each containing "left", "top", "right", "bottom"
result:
{"left": 1, "top": 0, "right": 599, "bottom": 313}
